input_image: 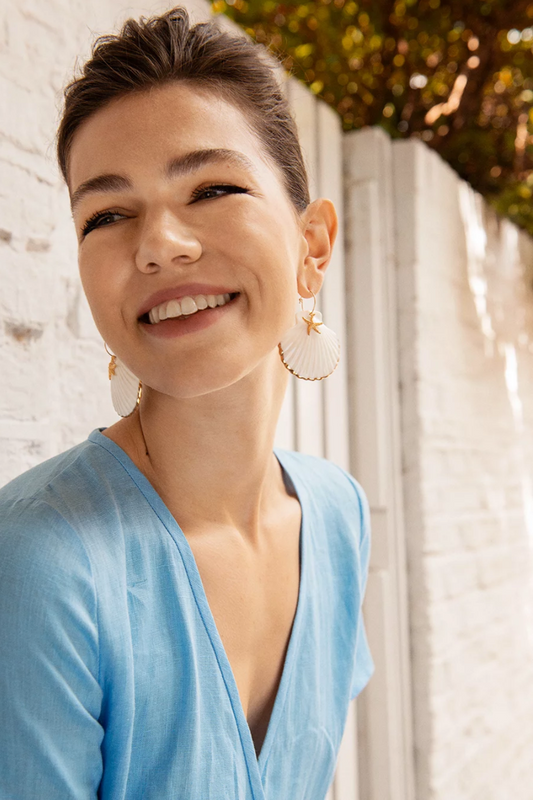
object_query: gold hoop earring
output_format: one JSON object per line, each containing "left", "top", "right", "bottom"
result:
{"left": 278, "top": 289, "right": 340, "bottom": 381}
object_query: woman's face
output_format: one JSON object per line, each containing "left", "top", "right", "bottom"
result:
{"left": 68, "top": 83, "right": 330, "bottom": 399}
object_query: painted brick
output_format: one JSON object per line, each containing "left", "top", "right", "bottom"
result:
{"left": 0, "top": 0, "right": 214, "bottom": 473}
{"left": 395, "top": 138, "right": 533, "bottom": 799}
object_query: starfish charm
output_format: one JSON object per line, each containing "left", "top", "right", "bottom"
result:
{"left": 108, "top": 355, "right": 117, "bottom": 380}
{"left": 302, "top": 311, "right": 323, "bottom": 336}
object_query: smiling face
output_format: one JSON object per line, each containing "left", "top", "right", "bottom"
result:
{"left": 68, "top": 82, "right": 326, "bottom": 399}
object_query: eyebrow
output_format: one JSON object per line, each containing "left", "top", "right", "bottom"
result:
{"left": 70, "top": 148, "right": 259, "bottom": 212}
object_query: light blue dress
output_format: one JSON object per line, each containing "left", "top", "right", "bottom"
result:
{"left": 0, "top": 427, "right": 374, "bottom": 800}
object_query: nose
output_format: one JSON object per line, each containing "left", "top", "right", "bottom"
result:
{"left": 134, "top": 208, "right": 202, "bottom": 273}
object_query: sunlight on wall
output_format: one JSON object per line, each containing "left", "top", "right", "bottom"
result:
{"left": 504, "top": 342, "right": 533, "bottom": 654}
{"left": 459, "top": 179, "right": 533, "bottom": 655}
{"left": 458, "top": 182, "right": 496, "bottom": 357}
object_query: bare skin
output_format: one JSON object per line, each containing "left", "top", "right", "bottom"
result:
{"left": 68, "top": 82, "right": 338, "bottom": 756}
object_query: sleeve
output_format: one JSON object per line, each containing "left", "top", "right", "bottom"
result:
{"left": 347, "top": 477, "right": 375, "bottom": 701}
{"left": 0, "top": 500, "right": 104, "bottom": 798}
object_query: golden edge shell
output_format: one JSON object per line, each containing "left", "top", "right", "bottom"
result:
{"left": 278, "top": 342, "right": 341, "bottom": 381}
{"left": 278, "top": 313, "right": 341, "bottom": 380}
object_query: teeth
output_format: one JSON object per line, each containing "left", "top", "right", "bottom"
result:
{"left": 147, "top": 292, "right": 235, "bottom": 324}
{"left": 180, "top": 296, "right": 197, "bottom": 315}
{"left": 167, "top": 299, "right": 182, "bottom": 317}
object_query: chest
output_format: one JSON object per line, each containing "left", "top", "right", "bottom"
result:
{"left": 186, "top": 503, "right": 302, "bottom": 758}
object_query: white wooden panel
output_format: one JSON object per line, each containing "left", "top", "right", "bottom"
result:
{"left": 316, "top": 100, "right": 350, "bottom": 471}
{"left": 315, "top": 98, "right": 360, "bottom": 800}
{"left": 345, "top": 178, "right": 389, "bottom": 509}
{"left": 344, "top": 127, "right": 416, "bottom": 800}
{"left": 358, "top": 570, "right": 403, "bottom": 800}
{"left": 286, "top": 77, "right": 324, "bottom": 458}
{"left": 334, "top": 700, "right": 360, "bottom": 800}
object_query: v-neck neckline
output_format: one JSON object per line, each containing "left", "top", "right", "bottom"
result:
{"left": 87, "top": 427, "right": 308, "bottom": 792}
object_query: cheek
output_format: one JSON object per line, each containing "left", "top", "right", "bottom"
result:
{"left": 228, "top": 214, "right": 298, "bottom": 302}
{"left": 78, "top": 246, "right": 124, "bottom": 329}
{"left": 263, "top": 254, "right": 299, "bottom": 325}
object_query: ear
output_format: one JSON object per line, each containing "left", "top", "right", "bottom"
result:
{"left": 296, "top": 198, "right": 338, "bottom": 299}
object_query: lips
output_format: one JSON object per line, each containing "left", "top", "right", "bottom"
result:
{"left": 136, "top": 283, "right": 239, "bottom": 319}
{"left": 139, "top": 291, "right": 240, "bottom": 339}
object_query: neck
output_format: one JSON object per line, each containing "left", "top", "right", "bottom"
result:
{"left": 107, "top": 350, "right": 291, "bottom": 547}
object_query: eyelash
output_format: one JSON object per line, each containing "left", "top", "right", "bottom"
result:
{"left": 80, "top": 183, "right": 250, "bottom": 237}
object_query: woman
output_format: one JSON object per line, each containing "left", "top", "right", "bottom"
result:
{"left": 0, "top": 7, "right": 374, "bottom": 799}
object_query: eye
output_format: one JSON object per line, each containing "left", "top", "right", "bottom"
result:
{"left": 190, "top": 183, "right": 250, "bottom": 202}
{"left": 81, "top": 211, "right": 126, "bottom": 237}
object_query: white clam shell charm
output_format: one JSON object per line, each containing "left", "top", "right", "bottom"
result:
{"left": 278, "top": 309, "right": 340, "bottom": 381}
{"left": 109, "top": 355, "right": 142, "bottom": 417}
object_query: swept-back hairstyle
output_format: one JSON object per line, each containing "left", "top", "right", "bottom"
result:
{"left": 56, "top": 6, "right": 310, "bottom": 215}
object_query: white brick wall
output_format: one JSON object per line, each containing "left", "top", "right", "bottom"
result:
{"left": 0, "top": 0, "right": 210, "bottom": 484}
{"left": 395, "top": 138, "right": 533, "bottom": 800}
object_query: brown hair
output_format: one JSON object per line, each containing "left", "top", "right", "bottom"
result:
{"left": 56, "top": 6, "right": 310, "bottom": 215}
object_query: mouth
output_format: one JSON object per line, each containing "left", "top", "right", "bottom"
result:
{"left": 138, "top": 292, "right": 240, "bottom": 325}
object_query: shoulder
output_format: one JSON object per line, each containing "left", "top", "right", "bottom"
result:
{"left": 274, "top": 448, "right": 369, "bottom": 538}
{"left": 0, "top": 437, "right": 98, "bottom": 513}
{"left": 0, "top": 437, "right": 110, "bottom": 576}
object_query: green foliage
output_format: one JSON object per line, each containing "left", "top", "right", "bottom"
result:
{"left": 210, "top": 0, "right": 533, "bottom": 237}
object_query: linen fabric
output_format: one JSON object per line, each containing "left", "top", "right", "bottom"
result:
{"left": 0, "top": 427, "right": 374, "bottom": 800}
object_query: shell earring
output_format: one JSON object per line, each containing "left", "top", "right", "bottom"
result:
{"left": 278, "top": 289, "right": 340, "bottom": 381}
{"left": 104, "top": 343, "right": 142, "bottom": 417}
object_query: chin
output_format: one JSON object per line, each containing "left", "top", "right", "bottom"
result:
{"left": 141, "top": 348, "right": 282, "bottom": 401}
{"left": 141, "top": 362, "right": 253, "bottom": 401}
